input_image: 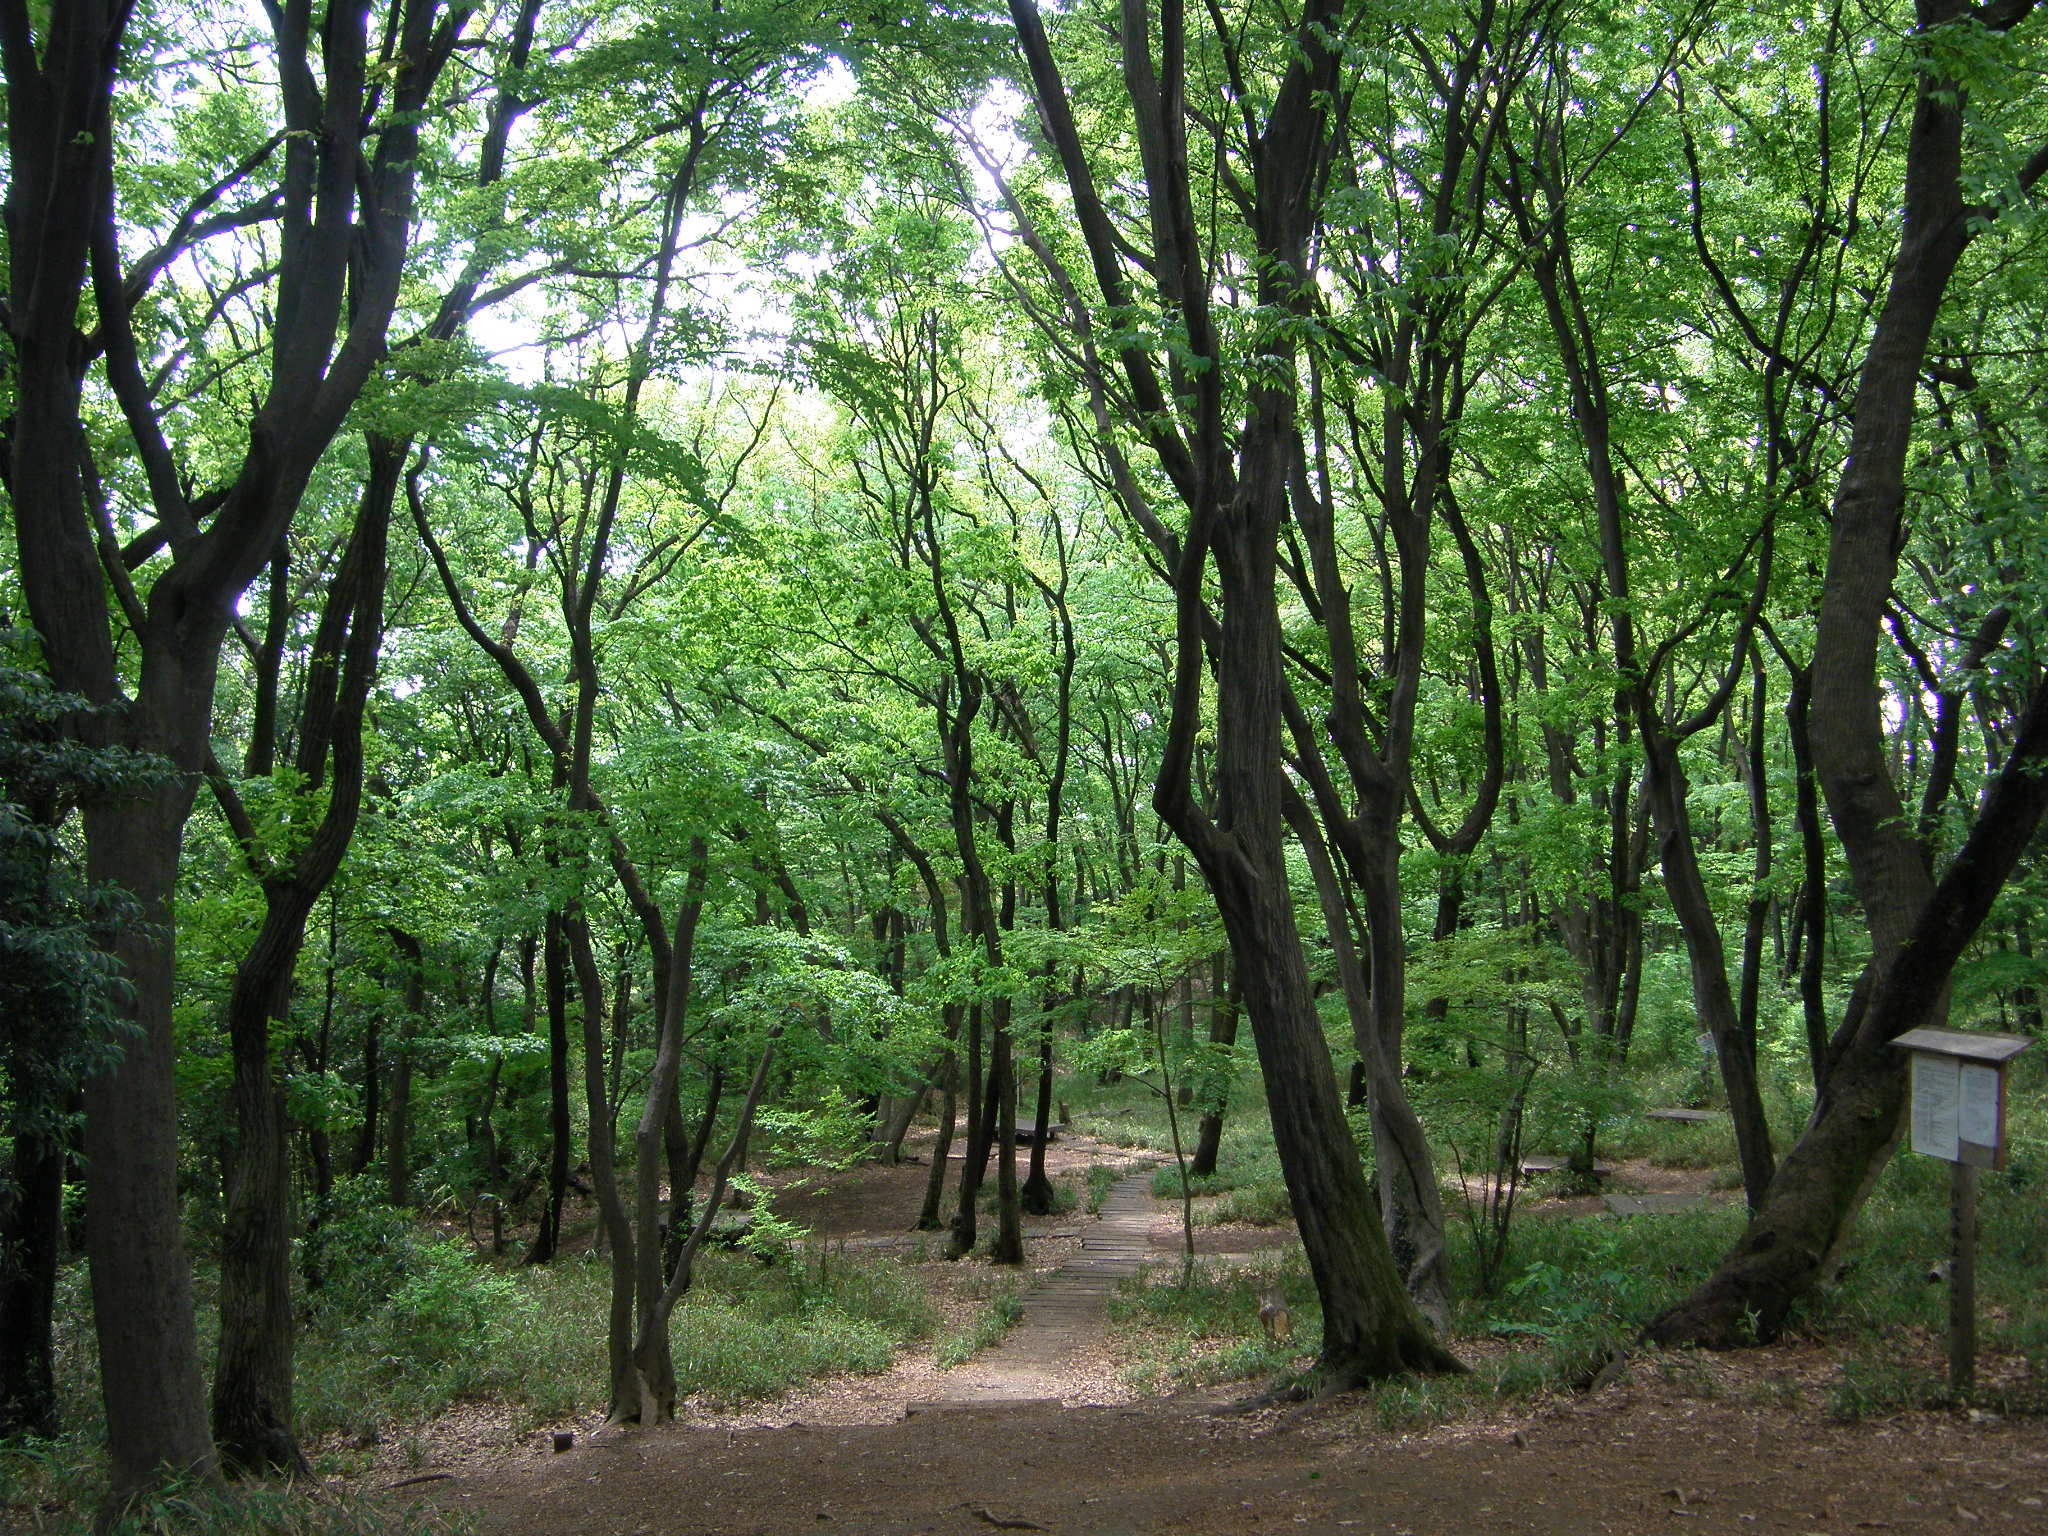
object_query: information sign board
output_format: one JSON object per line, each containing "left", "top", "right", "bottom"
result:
{"left": 1894, "top": 1028, "right": 2030, "bottom": 1170}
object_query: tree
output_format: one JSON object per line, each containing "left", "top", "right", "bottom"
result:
{"left": 1004, "top": 0, "right": 1462, "bottom": 1383}
{"left": 1648, "top": 0, "right": 2048, "bottom": 1347}
{"left": 2, "top": 0, "right": 471, "bottom": 1491}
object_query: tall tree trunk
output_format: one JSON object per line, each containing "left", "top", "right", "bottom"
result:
{"left": 1642, "top": 734, "right": 1778, "bottom": 1208}
{"left": 385, "top": 929, "right": 425, "bottom": 1211}
{"left": 2, "top": 0, "right": 461, "bottom": 1496}
{"left": 1020, "top": 1000, "right": 1059, "bottom": 1214}
{"left": 565, "top": 913, "right": 636, "bottom": 1413}
{"left": 626, "top": 844, "right": 707, "bottom": 1422}
{"left": 81, "top": 792, "right": 220, "bottom": 1490}
{"left": 1285, "top": 789, "right": 1451, "bottom": 1326}
{"left": 213, "top": 437, "right": 395, "bottom": 1476}
{"left": 1011, "top": 0, "right": 1460, "bottom": 1382}
{"left": 948, "top": 1004, "right": 987, "bottom": 1259}
{"left": 1649, "top": 678, "right": 2048, "bottom": 1345}
{"left": 1782, "top": 664, "right": 1833, "bottom": 1086}
{"left": 918, "top": 1027, "right": 961, "bottom": 1231}
{"left": 989, "top": 996, "right": 1024, "bottom": 1264}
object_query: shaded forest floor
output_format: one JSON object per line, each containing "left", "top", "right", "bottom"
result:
{"left": 377, "top": 1132, "right": 2048, "bottom": 1534}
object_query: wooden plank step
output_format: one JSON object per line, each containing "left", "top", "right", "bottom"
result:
{"left": 1603, "top": 1192, "right": 1708, "bottom": 1216}
{"left": 1519, "top": 1155, "right": 1612, "bottom": 1176}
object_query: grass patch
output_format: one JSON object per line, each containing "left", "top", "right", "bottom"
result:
{"left": 1108, "top": 1253, "right": 1316, "bottom": 1392}
{"left": 1084, "top": 1164, "right": 1119, "bottom": 1214}
{"left": 0, "top": 1445, "right": 467, "bottom": 1535}
{"left": 934, "top": 1282, "right": 1026, "bottom": 1368}
{"left": 1826, "top": 1355, "right": 1944, "bottom": 1422}
{"left": 295, "top": 1191, "right": 936, "bottom": 1435}
{"left": 1203, "top": 1181, "right": 1293, "bottom": 1226}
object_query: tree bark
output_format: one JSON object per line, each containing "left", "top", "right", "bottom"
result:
{"left": 1189, "top": 955, "right": 1238, "bottom": 1178}
{"left": 526, "top": 914, "right": 572, "bottom": 1263}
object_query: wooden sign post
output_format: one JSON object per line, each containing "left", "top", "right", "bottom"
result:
{"left": 1890, "top": 1027, "right": 2033, "bottom": 1401}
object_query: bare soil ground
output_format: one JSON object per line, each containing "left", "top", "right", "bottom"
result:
{"left": 397, "top": 1138, "right": 2048, "bottom": 1535}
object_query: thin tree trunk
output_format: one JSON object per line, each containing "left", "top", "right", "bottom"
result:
{"left": 627, "top": 843, "right": 707, "bottom": 1421}
{"left": 0, "top": 1117, "right": 66, "bottom": 1437}
{"left": 526, "top": 914, "right": 571, "bottom": 1263}
{"left": 917, "top": 1031, "right": 960, "bottom": 1231}
{"left": 1190, "top": 955, "right": 1238, "bottom": 1178}
{"left": 949, "top": 1004, "right": 988, "bottom": 1259}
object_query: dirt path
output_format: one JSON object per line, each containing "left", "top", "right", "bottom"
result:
{"left": 408, "top": 1142, "right": 2048, "bottom": 1534}
{"left": 427, "top": 1388, "right": 2048, "bottom": 1535}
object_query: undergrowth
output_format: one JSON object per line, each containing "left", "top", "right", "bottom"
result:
{"left": 934, "top": 1280, "right": 1026, "bottom": 1367}
{"left": 0, "top": 1448, "right": 466, "bottom": 1535}
{"left": 1108, "top": 1253, "right": 1317, "bottom": 1392}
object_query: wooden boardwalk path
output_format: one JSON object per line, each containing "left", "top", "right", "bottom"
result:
{"left": 919, "top": 1169, "right": 1164, "bottom": 1406}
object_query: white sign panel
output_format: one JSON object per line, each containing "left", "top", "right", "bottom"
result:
{"left": 1912, "top": 1052, "right": 1961, "bottom": 1162}
{"left": 1959, "top": 1064, "right": 2001, "bottom": 1150}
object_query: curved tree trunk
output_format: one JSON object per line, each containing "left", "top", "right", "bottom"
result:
{"left": 1648, "top": 677, "right": 2048, "bottom": 1346}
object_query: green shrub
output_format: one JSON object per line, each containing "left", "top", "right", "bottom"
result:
{"left": 1205, "top": 1181, "right": 1293, "bottom": 1226}
{"left": 297, "top": 1229, "right": 936, "bottom": 1444}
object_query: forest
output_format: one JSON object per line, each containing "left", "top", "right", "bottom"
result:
{"left": 3, "top": 0, "right": 2046, "bottom": 1528}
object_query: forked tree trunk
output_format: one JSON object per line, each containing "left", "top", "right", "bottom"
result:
{"left": 1285, "top": 791, "right": 1452, "bottom": 1329}
{"left": 1648, "top": 679, "right": 2048, "bottom": 1345}
{"left": 213, "top": 441, "right": 394, "bottom": 1476}
{"left": 617, "top": 1034, "right": 781, "bottom": 1424}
